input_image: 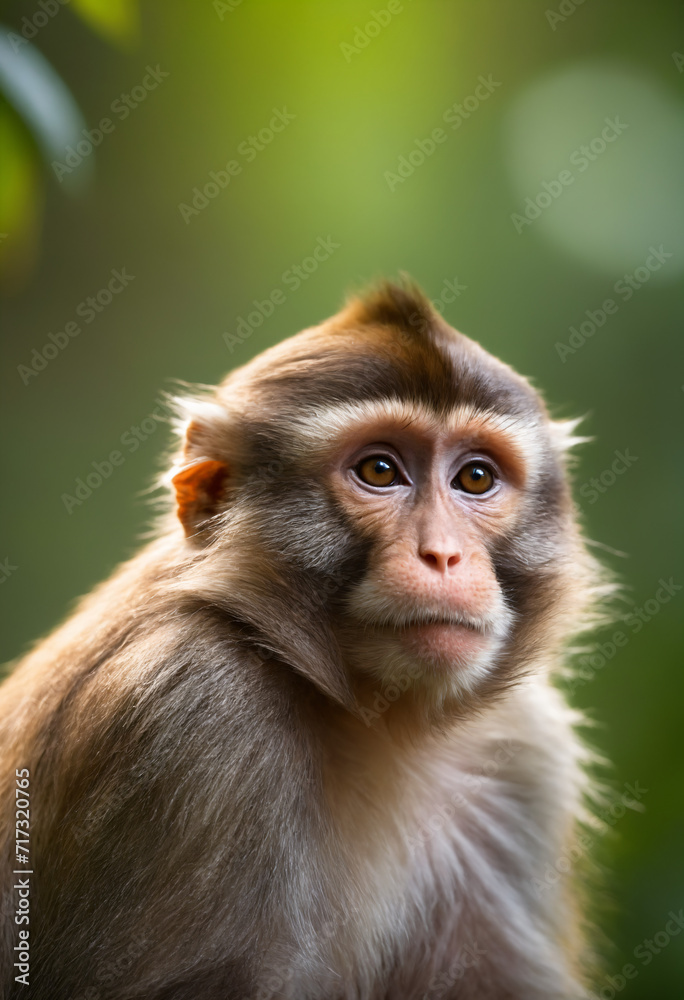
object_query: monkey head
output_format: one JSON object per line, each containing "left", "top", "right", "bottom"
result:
{"left": 169, "top": 282, "right": 598, "bottom": 721}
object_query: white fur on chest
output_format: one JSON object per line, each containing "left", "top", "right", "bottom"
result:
{"left": 265, "top": 679, "right": 588, "bottom": 999}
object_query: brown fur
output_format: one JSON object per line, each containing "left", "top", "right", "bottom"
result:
{"left": 0, "top": 281, "right": 606, "bottom": 998}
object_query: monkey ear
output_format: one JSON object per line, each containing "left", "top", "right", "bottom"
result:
{"left": 172, "top": 460, "right": 229, "bottom": 538}
{"left": 169, "top": 403, "right": 233, "bottom": 539}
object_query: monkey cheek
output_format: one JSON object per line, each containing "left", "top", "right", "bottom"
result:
{"left": 399, "top": 623, "right": 492, "bottom": 667}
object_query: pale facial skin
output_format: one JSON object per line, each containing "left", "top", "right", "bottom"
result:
{"left": 329, "top": 415, "right": 520, "bottom": 679}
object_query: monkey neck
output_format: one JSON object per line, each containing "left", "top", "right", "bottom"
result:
{"left": 313, "top": 678, "right": 470, "bottom": 796}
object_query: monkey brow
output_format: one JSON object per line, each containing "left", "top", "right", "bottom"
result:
{"left": 287, "top": 397, "right": 539, "bottom": 448}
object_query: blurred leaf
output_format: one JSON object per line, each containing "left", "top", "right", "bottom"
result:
{"left": 0, "top": 26, "right": 90, "bottom": 193}
{"left": 0, "top": 103, "right": 43, "bottom": 291}
{"left": 71, "top": 0, "right": 140, "bottom": 47}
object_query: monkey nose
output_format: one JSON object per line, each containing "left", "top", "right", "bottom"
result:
{"left": 418, "top": 546, "right": 462, "bottom": 573}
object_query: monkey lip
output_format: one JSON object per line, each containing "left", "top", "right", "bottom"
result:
{"left": 394, "top": 615, "right": 490, "bottom": 662}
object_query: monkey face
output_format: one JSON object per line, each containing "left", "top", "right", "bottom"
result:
{"left": 172, "top": 282, "right": 596, "bottom": 713}
{"left": 325, "top": 409, "right": 516, "bottom": 693}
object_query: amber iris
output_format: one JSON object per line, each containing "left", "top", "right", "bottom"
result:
{"left": 454, "top": 462, "right": 494, "bottom": 495}
{"left": 357, "top": 456, "right": 398, "bottom": 487}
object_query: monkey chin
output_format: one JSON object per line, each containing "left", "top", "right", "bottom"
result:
{"left": 344, "top": 624, "right": 503, "bottom": 711}
{"left": 397, "top": 624, "right": 504, "bottom": 705}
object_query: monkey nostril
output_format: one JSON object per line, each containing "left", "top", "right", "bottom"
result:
{"left": 420, "top": 550, "right": 461, "bottom": 572}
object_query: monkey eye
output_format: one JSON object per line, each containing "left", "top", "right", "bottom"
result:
{"left": 356, "top": 456, "right": 400, "bottom": 488}
{"left": 453, "top": 461, "right": 495, "bottom": 495}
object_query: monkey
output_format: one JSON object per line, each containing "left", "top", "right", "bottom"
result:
{"left": 0, "top": 281, "right": 608, "bottom": 999}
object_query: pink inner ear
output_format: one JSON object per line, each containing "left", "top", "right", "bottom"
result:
{"left": 172, "top": 460, "right": 229, "bottom": 536}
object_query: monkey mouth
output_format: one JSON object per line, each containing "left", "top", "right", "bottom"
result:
{"left": 400, "top": 621, "right": 491, "bottom": 664}
{"left": 376, "top": 610, "right": 496, "bottom": 665}
{"left": 388, "top": 610, "right": 488, "bottom": 635}
{"left": 344, "top": 586, "right": 513, "bottom": 666}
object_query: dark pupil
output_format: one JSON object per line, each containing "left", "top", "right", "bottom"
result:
{"left": 374, "top": 460, "right": 391, "bottom": 475}
{"left": 469, "top": 466, "right": 486, "bottom": 481}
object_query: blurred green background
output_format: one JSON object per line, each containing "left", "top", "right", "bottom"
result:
{"left": 1, "top": 0, "right": 682, "bottom": 994}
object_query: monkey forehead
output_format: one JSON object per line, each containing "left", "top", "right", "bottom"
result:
{"left": 221, "top": 318, "right": 544, "bottom": 427}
